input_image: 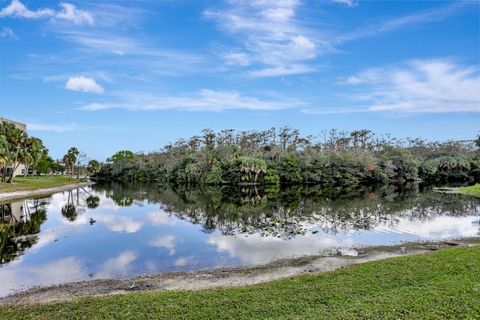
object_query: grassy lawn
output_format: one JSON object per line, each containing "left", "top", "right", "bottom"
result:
{"left": 1, "top": 246, "right": 479, "bottom": 319}
{"left": 0, "top": 176, "right": 81, "bottom": 193}
{"left": 458, "top": 184, "right": 480, "bottom": 197}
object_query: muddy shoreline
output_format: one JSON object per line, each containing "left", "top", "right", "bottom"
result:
{"left": 2, "top": 238, "right": 478, "bottom": 305}
{"left": 0, "top": 182, "right": 91, "bottom": 203}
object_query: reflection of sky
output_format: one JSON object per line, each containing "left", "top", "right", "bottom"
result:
{"left": 208, "top": 215, "right": 480, "bottom": 265}
{"left": 0, "top": 187, "right": 479, "bottom": 297}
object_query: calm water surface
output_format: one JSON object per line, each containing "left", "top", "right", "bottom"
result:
{"left": 0, "top": 183, "right": 479, "bottom": 297}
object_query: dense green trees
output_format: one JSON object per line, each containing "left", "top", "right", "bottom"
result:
{"left": 0, "top": 122, "right": 102, "bottom": 181}
{"left": 94, "top": 127, "right": 480, "bottom": 187}
{"left": 0, "top": 122, "right": 48, "bottom": 183}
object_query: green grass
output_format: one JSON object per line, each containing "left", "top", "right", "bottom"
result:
{"left": 0, "top": 176, "right": 81, "bottom": 192}
{"left": 458, "top": 184, "right": 480, "bottom": 197}
{"left": 1, "top": 246, "right": 479, "bottom": 319}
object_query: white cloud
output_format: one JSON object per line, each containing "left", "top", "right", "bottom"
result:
{"left": 149, "top": 235, "right": 176, "bottom": 255}
{"left": 80, "top": 89, "right": 302, "bottom": 112}
{"left": 59, "top": 31, "right": 139, "bottom": 56}
{"left": 27, "top": 123, "right": 75, "bottom": 132}
{"left": 56, "top": 3, "right": 94, "bottom": 25}
{"left": 205, "top": 0, "right": 471, "bottom": 78}
{"left": 248, "top": 64, "right": 317, "bottom": 78}
{"left": 54, "top": 30, "right": 208, "bottom": 76}
{"left": 337, "top": 69, "right": 382, "bottom": 85}
{"left": 306, "top": 59, "right": 480, "bottom": 114}
{"left": 363, "top": 59, "right": 480, "bottom": 113}
{"left": 0, "top": 0, "right": 53, "bottom": 19}
{"left": 222, "top": 51, "right": 252, "bottom": 66}
{"left": 301, "top": 107, "right": 370, "bottom": 115}
{"left": 208, "top": 233, "right": 343, "bottom": 265}
{"left": 292, "top": 35, "right": 316, "bottom": 51}
{"left": 0, "top": 257, "right": 87, "bottom": 297}
{"left": 205, "top": 0, "right": 320, "bottom": 76}
{"left": 0, "top": 27, "right": 16, "bottom": 38}
{"left": 148, "top": 211, "right": 177, "bottom": 226}
{"left": 97, "top": 251, "right": 138, "bottom": 279}
{"left": 329, "top": 0, "right": 357, "bottom": 7}
{"left": 65, "top": 76, "right": 105, "bottom": 94}
{"left": 95, "top": 214, "right": 143, "bottom": 233}
{"left": 338, "top": 2, "right": 469, "bottom": 42}
{"left": 0, "top": 0, "right": 93, "bottom": 25}
{"left": 174, "top": 257, "right": 194, "bottom": 267}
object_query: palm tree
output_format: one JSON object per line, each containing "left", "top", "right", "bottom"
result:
{"left": 63, "top": 147, "right": 80, "bottom": 179}
{"left": 2, "top": 124, "right": 27, "bottom": 183}
{"left": 87, "top": 160, "right": 101, "bottom": 175}
{"left": 0, "top": 135, "right": 10, "bottom": 182}
{"left": 22, "top": 137, "right": 46, "bottom": 177}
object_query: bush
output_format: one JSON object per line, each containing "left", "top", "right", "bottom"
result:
{"left": 379, "top": 149, "right": 418, "bottom": 182}
{"left": 419, "top": 156, "right": 472, "bottom": 181}
{"left": 204, "top": 163, "right": 223, "bottom": 185}
{"left": 279, "top": 155, "right": 302, "bottom": 184}
{"left": 222, "top": 157, "right": 267, "bottom": 185}
{"left": 264, "top": 163, "right": 280, "bottom": 185}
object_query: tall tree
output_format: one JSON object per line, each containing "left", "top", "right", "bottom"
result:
{"left": 63, "top": 147, "right": 79, "bottom": 179}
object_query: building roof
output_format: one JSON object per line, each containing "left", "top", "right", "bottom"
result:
{"left": 0, "top": 117, "right": 27, "bottom": 131}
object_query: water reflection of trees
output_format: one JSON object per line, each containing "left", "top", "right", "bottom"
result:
{"left": 0, "top": 199, "right": 48, "bottom": 265}
{"left": 93, "top": 182, "right": 480, "bottom": 238}
{"left": 61, "top": 188, "right": 101, "bottom": 222}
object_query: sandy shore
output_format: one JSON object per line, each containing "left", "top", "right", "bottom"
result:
{"left": 2, "top": 239, "right": 478, "bottom": 305}
{"left": 0, "top": 182, "right": 91, "bottom": 203}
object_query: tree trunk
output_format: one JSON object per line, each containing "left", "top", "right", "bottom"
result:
{"left": 8, "top": 143, "right": 21, "bottom": 183}
{"left": 7, "top": 162, "right": 21, "bottom": 183}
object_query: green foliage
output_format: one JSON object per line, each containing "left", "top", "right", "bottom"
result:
{"left": 86, "top": 196, "right": 101, "bottom": 209}
{"left": 378, "top": 149, "right": 419, "bottom": 182}
{"left": 108, "top": 150, "right": 134, "bottom": 163}
{"left": 279, "top": 155, "right": 302, "bottom": 184}
{"left": 170, "top": 158, "right": 201, "bottom": 184}
{"left": 204, "top": 163, "right": 223, "bottom": 185}
{"left": 87, "top": 160, "right": 101, "bottom": 174}
{"left": 457, "top": 183, "right": 480, "bottom": 197}
{"left": 222, "top": 157, "right": 267, "bottom": 185}
{"left": 264, "top": 163, "right": 280, "bottom": 185}
{"left": 0, "top": 122, "right": 48, "bottom": 182}
{"left": 95, "top": 128, "right": 478, "bottom": 187}
{"left": 420, "top": 155, "right": 472, "bottom": 181}
{"left": 32, "top": 157, "right": 55, "bottom": 175}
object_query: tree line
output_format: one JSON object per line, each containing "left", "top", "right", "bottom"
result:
{"left": 95, "top": 127, "right": 480, "bottom": 188}
{"left": 0, "top": 122, "right": 100, "bottom": 183}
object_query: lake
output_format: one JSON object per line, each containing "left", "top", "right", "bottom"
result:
{"left": 0, "top": 182, "right": 479, "bottom": 297}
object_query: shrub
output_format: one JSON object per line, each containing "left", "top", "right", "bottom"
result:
{"left": 204, "top": 163, "right": 223, "bottom": 185}
{"left": 264, "top": 163, "right": 280, "bottom": 185}
{"left": 279, "top": 155, "right": 302, "bottom": 184}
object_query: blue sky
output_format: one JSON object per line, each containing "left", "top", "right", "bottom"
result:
{"left": 0, "top": 0, "right": 479, "bottom": 160}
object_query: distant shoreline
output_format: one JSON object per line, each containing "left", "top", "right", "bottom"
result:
{"left": 435, "top": 184, "right": 480, "bottom": 198}
{"left": 0, "top": 181, "right": 91, "bottom": 203}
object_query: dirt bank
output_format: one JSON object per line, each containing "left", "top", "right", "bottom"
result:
{"left": 2, "top": 239, "right": 478, "bottom": 305}
{"left": 0, "top": 182, "right": 91, "bottom": 203}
